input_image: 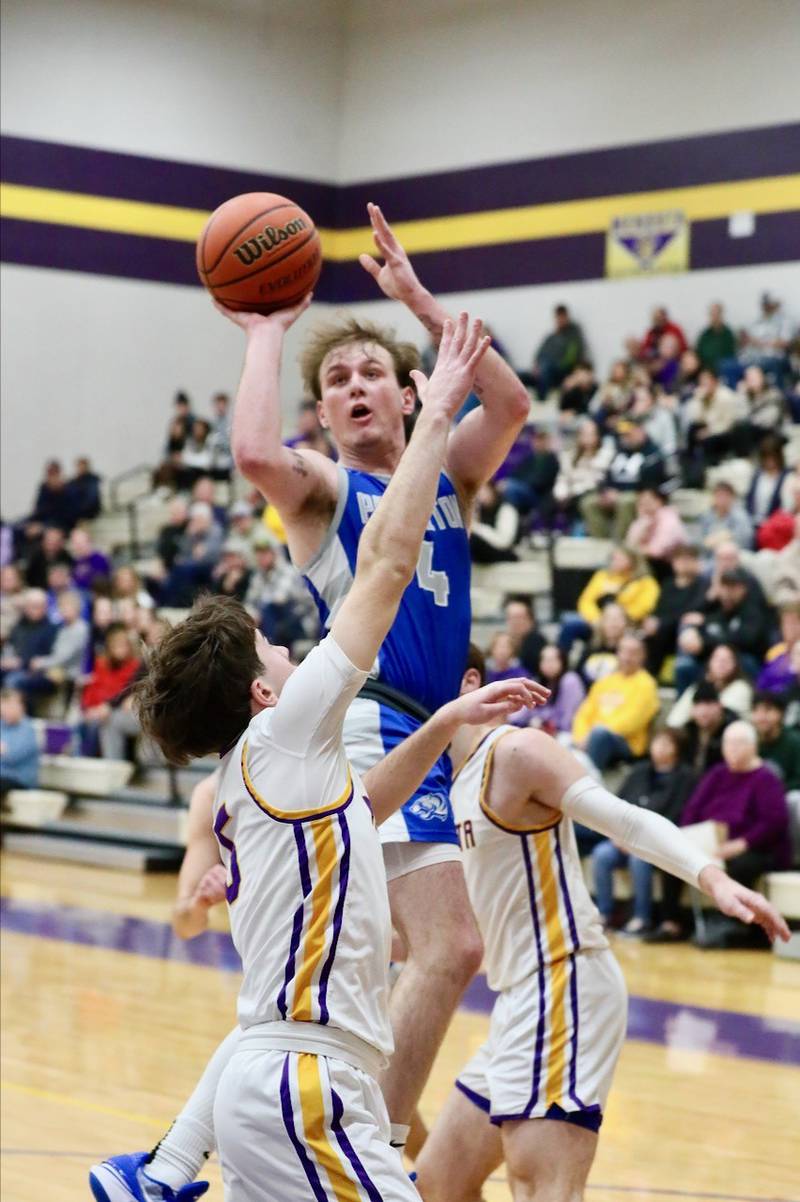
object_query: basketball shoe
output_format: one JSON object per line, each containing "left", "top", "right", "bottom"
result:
{"left": 89, "top": 1152, "right": 209, "bottom": 1202}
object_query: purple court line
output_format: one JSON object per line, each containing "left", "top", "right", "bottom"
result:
{"left": 3, "top": 896, "right": 799, "bottom": 1068}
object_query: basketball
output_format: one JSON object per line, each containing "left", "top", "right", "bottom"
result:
{"left": 196, "top": 192, "right": 322, "bottom": 314}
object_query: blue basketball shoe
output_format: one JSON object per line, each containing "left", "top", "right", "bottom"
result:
{"left": 89, "top": 1152, "right": 209, "bottom": 1202}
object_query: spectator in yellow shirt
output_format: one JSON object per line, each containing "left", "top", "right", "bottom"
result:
{"left": 572, "top": 634, "right": 660, "bottom": 769}
{"left": 578, "top": 546, "right": 660, "bottom": 625}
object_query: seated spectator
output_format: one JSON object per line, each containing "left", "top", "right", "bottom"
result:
{"left": 676, "top": 567, "right": 774, "bottom": 689}
{"left": 169, "top": 391, "right": 194, "bottom": 436}
{"left": 642, "top": 544, "right": 707, "bottom": 675}
{"left": 737, "top": 365, "right": 785, "bottom": 442}
{"left": 580, "top": 418, "right": 667, "bottom": 540}
{"left": 674, "top": 348, "right": 703, "bottom": 401}
{"left": 80, "top": 624, "right": 141, "bottom": 755}
{"left": 698, "top": 481, "right": 753, "bottom": 553}
{"left": 591, "top": 729, "right": 696, "bottom": 933}
{"left": 69, "top": 527, "right": 110, "bottom": 592}
{"left": 502, "top": 595, "right": 545, "bottom": 674}
{"left": 704, "top": 540, "right": 767, "bottom": 608}
{"left": 738, "top": 292, "right": 794, "bottom": 387}
{"left": 753, "top": 513, "right": 800, "bottom": 605}
{"left": 190, "top": 476, "right": 228, "bottom": 531}
{"left": 24, "top": 526, "right": 73, "bottom": 590}
{"left": 208, "top": 392, "right": 234, "bottom": 479}
{"left": 680, "top": 682, "right": 738, "bottom": 776}
{"left": 668, "top": 643, "right": 753, "bottom": 728}
{"left": 571, "top": 634, "right": 659, "bottom": 770}
{"left": 751, "top": 691, "right": 800, "bottom": 794}
{"left": 530, "top": 304, "right": 587, "bottom": 399}
{"left": 648, "top": 332, "right": 683, "bottom": 392}
{"left": 155, "top": 497, "right": 189, "bottom": 573}
{"left": 745, "top": 436, "right": 791, "bottom": 534}
{"left": 88, "top": 595, "right": 115, "bottom": 668}
{"left": 469, "top": 481, "right": 519, "bottom": 564}
{"left": 485, "top": 633, "right": 532, "bottom": 685}
{"left": 96, "top": 615, "right": 167, "bottom": 763}
{"left": 4, "top": 590, "right": 89, "bottom": 707}
{"left": 551, "top": 417, "right": 613, "bottom": 527}
{"left": 558, "top": 363, "right": 597, "bottom": 417}
{"left": 159, "top": 502, "right": 224, "bottom": 608}
{"left": 590, "top": 360, "right": 632, "bottom": 428}
{"left": 212, "top": 543, "right": 252, "bottom": 602}
{"left": 625, "top": 488, "right": 688, "bottom": 576}
{"left": 67, "top": 456, "right": 102, "bottom": 521}
{"left": 154, "top": 415, "right": 190, "bottom": 488}
{"left": 628, "top": 386, "right": 678, "bottom": 460}
{"left": 179, "top": 418, "right": 215, "bottom": 487}
{"left": 224, "top": 500, "right": 261, "bottom": 559}
{"left": 576, "top": 545, "right": 659, "bottom": 629}
{"left": 577, "top": 602, "right": 628, "bottom": 685}
{"left": 696, "top": 302, "right": 736, "bottom": 374}
{"left": 284, "top": 399, "right": 335, "bottom": 458}
{"left": 757, "top": 602, "right": 800, "bottom": 695}
{"left": 635, "top": 306, "right": 687, "bottom": 364}
{"left": 27, "top": 460, "right": 77, "bottom": 534}
{"left": 520, "top": 644, "right": 585, "bottom": 733}
{"left": 1, "top": 590, "right": 57, "bottom": 688}
{"left": 243, "top": 533, "right": 318, "bottom": 648}
{"left": 112, "top": 566, "right": 154, "bottom": 612}
{"left": 501, "top": 428, "right": 559, "bottom": 518}
{"left": 682, "top": 368, "right": 747, "bottom": 467}
{"left": 45, "top": 562, "right": 82, "bottom": 625}
{"left": 0, "top": 687, "right": 39, "bottom": 802}
{"left": 0, "top": 564, "right": 24, "bottom": 643}
{"left": 652, "top": 721, "right": 791, "bottom": 943}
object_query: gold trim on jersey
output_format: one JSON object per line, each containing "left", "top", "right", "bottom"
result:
{"left": 529, "top": 829, "right": 572, "bottom": 1104}
{"left": 296, "top": 1053, "right": 363, "bottom": 1200}
{"left": 291, "top": 816, "right": 340, "bottom": 1023}
{"left": 477, "top": 731, "right": 561, "bottom": 834}
{"left": 241, "top": 740, "right": 353, "bottom": 821}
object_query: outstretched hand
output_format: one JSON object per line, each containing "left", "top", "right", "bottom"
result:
{"left": 699, "top": 865, "right": 790, "bottom": 942}
{"left": 359, "top": 203, "right": 425, "bottom": 305}
{"left": 212, "top": 292, "right": 313, "bottom": 334}
{"left": 410, "top": 312, "right": 491, "bottom": 422}
{"left": 446, "top": 677, "right": 551, "bottom": 728}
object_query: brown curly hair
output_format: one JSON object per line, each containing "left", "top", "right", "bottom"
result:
{"left": 299, "top": 315, "right": 421, "bottom": 401}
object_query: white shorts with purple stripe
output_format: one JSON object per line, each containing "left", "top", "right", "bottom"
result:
{"left": 456, "top": 948, "right": 627, "bottom": 1131}
{"left": 214, "top": 1047, "right": 420, "bottom": 1201}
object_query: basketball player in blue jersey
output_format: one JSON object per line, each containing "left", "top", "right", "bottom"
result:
{"left": 90, "top": 314, "right": 548, "bottom": 1201}
{"left": 225, "top": 204, "right": 531, "bottom": 1141}
{"left": 413, "top": 646, "right": 789, "bottom": 1202}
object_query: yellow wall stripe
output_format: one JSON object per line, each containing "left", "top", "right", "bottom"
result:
{"left": 292, "top": 817, "right": 338, "bottom": 1024}
{"left": 3, "top": 174, "right": 799, "bottom": 263}
{"left": 297, "top": 1053, "right": 361, "bottom": 1201}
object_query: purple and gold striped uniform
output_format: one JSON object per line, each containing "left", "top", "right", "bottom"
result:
{"left": 452, "top": 726, "right": 627, "bottom": 1129}
{"left": 213, "top": 636, "right": 419, "bottom": 1200}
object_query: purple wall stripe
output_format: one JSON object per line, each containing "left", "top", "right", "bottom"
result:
{"left": 4, "top": 125, "right": 798, "bottom": 227}
{"left": 0, "top": 134, "right": 334, "bottom": 222}
{"left": 3, "top": 895, "right": 798, "bottom": 1067}
{"left": 279, "top": 1054, "right": 330, "bottom": 1202}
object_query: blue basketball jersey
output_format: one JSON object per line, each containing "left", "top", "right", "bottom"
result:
{"left": 301, "top": 465, "right": 472, "bottom": 714}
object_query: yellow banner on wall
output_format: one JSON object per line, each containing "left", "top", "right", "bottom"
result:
{"left": 605, "top": 209, "right": 689, "bottom": 277}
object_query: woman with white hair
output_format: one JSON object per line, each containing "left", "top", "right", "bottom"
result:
{"left": 648, "top": 720, "right": 791, "bottom": 943}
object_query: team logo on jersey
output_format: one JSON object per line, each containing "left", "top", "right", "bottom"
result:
{"left": 408, "top": 793, "right": 450, "bottom": 822}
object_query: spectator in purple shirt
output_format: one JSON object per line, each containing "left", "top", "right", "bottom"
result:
{"left": 516, "top": 644, "right": 585, "bottom": 732}
{"left": 69, "top": 528, "right": 111, "bottom": 592}
{"left": 484, "top": 632, "right": 533, "bottom": 685}
{"left": 650, "top": 720, "right": 791, "bottom": 944}
{"left": 757, "top": 602, "right": 800, "bottom": 696}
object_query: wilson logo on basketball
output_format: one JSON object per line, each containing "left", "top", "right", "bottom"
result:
{"left": 233, "top": 219, "right": 309, "bottom": 266}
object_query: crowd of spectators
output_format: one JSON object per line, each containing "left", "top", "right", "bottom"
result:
{"left": 1, "top": 288, "right": 798, "bottom": 947}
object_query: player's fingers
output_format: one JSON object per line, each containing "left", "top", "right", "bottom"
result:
{"left": 409, "top": 369, "right": 429, "bottom": 397}
{"left": 462, "top": 316, "right": 485, "bottom": 359}
{"left": 438, "top": 317, "right": 455, "bottom": 356}
{"left": 746, "top": 892, "right": 790, "bottom": 940}
{"left": 359, "top": 253, "right": 382, "bottom": 278}
{"left": 467, "top": 334, "right": 492, "bottom": 371}
{"left": 450, "top": 311, "right": 469, "bottom": 354}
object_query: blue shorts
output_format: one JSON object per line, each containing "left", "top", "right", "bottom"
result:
{"left": 342, "top": 696, "right": 458, "bottom": 845}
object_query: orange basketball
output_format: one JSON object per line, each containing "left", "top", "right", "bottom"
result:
{"left": 196, "top": 192, "right": 322, "bottom": 314}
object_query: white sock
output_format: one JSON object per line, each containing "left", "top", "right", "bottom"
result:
{"left": 389, "top": 1122, "right": 410, "bottom": 1150}
{"left": 146, "top": 1026, "right": 241, "bottom": 1189}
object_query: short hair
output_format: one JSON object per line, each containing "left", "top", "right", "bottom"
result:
{"left": 650, "top": 727, "right": 684, "bottom": 757}
{"left": 712, "top": 480, "right": 736, "bottom": 495}
{"left": 134, "top": 595, "right": 262, "bottom": 765}
{"left": 671, "top": 542, "right": 701, "bottom": 561}
{"left": 0, "top": 687, "right": 23, "bottom": 704}
{"left": 465, "top": 642, "right": 487, "bottom": 685}
{"left": 299, "top": 316, "right": 420, "bottom": 401}
{"left": 503, "top": 594, "right": 533, "bottom": 616}
{"left": 555, "top": 304, "right": 569, "bottom": 316}
{"left": 752, "top": 690, "right": 787, "bottom": 713}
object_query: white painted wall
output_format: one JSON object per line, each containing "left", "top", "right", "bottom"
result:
{"left": 3, "top": 0, "right": 800, "bottom": 515}
{"left": 338, "top": 0, "right": 800, "bottom": 180}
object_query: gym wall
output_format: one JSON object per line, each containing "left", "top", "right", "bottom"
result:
{"left": 2, "top": 0, "right": 799, "bottom": 517}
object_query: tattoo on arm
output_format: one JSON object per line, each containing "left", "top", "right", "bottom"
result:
{"left": 291, "top": 451, "right": 310, "bottom": 478}
{"left": 418, "top": 313, "right": 444, "bottom": 343}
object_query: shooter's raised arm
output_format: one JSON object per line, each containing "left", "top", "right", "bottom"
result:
{"left": 331, "top": 312, "right": 490, "bottom": 672}
{"left": 360, "top": 203, "right": 530, "bottom": 498}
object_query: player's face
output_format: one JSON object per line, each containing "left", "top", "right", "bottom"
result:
{"left": 317, "top": 342, "right": 414, "bottom": 455}
{"left": 254, "top": 629, "right": 296, "bottom": 697}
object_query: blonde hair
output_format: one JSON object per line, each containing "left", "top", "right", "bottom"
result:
{"left": 299, "top": 315, "right": 420, "bottom": 401}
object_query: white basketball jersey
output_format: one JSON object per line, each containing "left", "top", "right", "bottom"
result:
{"left": 452, "top": 726, "right": 607, "bottom": 992}
{"left": 214, "top": 635, "right": 393, "bottom": 1070}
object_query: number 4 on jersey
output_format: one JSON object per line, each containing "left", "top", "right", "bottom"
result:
{"left": 416, "top": 540, "right": 449, "bottom": 607}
